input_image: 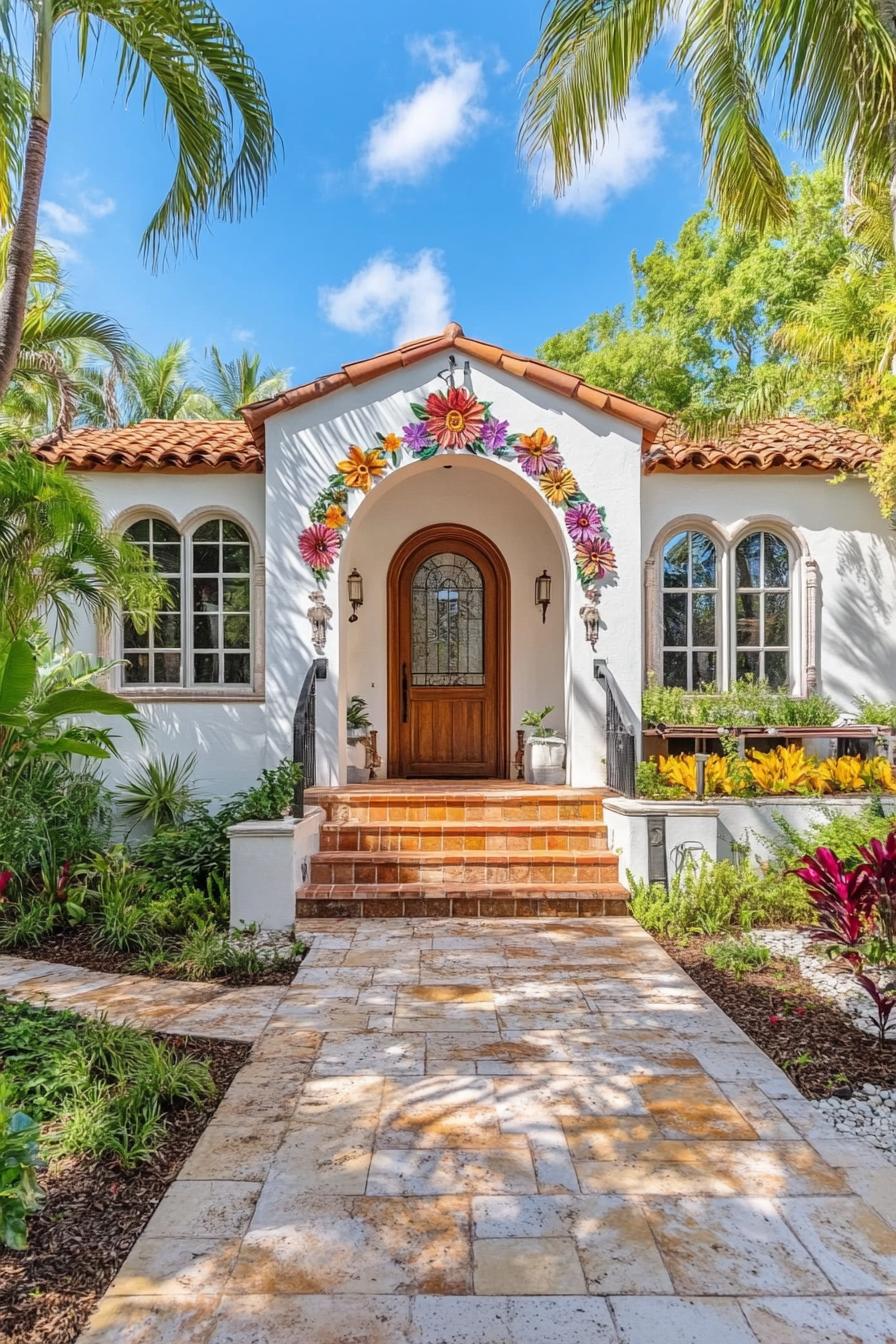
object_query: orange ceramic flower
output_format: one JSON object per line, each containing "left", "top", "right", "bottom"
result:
{"left": 324, "top": 503, "right": 348, "bottom": 529}
{"left": 381, "top": 432, "right": 402, "bottom": 455}
{"left": 539, "top": 466, "right": 578, "bottom": 505}
{"left": 515, "top": 427, "right": 563, "bottom": 477}
{"left": 424, "top": 387, "right": 486, "bottom": 449}
{"left": 336, "top": 444, "right": 388, "bottom": 493}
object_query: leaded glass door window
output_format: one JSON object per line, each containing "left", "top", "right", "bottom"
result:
{"left": 411, "top": 552, "right": 485, "bottom": 686}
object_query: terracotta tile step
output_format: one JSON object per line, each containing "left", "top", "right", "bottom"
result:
{"left": 308, "top": 849, "right": 619, "bottom": 885}
{"left": 306, "top": 786, "right": 608, "bottom": 825}
{"left": 318, "top": 819, "right": 609, "bottom": 853}
{"left": 296, "top": 881, "right": 630, "bottom": 919}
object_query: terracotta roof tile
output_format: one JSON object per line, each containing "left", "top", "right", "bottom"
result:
{"left": 239, "top": 321, "right": 669, "bottom": 450}
{"left": 33, "top": 419, "right": 260, "bottom": 472}
{"left": 646, "top": 417, "right": 881, "bottom": 473}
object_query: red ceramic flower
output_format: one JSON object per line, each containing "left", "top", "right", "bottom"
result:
{"left": 299, "top": 523, "right": 341, "bottom": 570}
{"left": 424, "top": 387, "right": 486, "bottom": 450}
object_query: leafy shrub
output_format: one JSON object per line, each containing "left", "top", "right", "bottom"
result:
{"left": 116, "top": 753, "right": 197, "bottom": 830}
{"left": 763, "top": 802, "right": 896, "bottom": 869}
{"left": 170, "top": 923, "right": 305, "bottom": 981}
{"left": 0, "top": 1073, "right": 43, "bottom": 1250}
{"left": 853, "top": 697, "right": 896, "bottom": 729}
{"left": 239, "top": 760, "right": 302, "bottom": 821}
{"left": 641, "top": 675, "right": 837, "bottom": 729}
{"left": 705, "top": 935, "right": 771, "bottom": 977}
{"left": 628, "top": 854, "right": 812, "bottom": 940}
{"left": 635, "top": 759, "right": 685, "bottom": 800}
{"left": 0, "top": 760, "right": 110, "bottom": 883}
{"left": 653, "top": 747, "right": 896, "bottom": 798}
{"left": 0, "top": 999, "right": 214, "bottom": 1167}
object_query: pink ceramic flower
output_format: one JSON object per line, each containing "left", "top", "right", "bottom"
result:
{"left": 575, "top": 535, "right": 616, "bottom": 580}
{"left": 299, "top": 523, "right": 341, "bottom": 570}
{"left": 564, "top": 501, "right": 602, "bottom": 543}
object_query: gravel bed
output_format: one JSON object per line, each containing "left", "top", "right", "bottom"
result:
{"left": 752, "top": 927, "right": 887, "bottom": 1037}
{"left": 813, "top": 1084, "right": 896, "bottom": 1162}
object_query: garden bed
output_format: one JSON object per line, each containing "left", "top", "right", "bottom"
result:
{"left": 0, "top": 1030, "right": 248, "bottom": 1344}
{"left": 11, "top": 925, "right": 306, "bottom": 987}
{"left": 663, "top": 936, "right": 896, "bottom": 1098}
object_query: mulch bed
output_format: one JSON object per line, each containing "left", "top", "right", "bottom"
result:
{"left": 13, "top": 926, "right": 303, "bottom": 986}
{"left": 0, "top": 1033, "right": 249, "bottom": 1344}
{"left": 664, "top": 936, "right": 896, "bottom": 1099}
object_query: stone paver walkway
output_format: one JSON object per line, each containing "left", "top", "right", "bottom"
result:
{"left": 66, "top": 917, "right": 896, "bottom": 1342}
{"left": 0, "top": 955, "right": 284, "bottom": 1041}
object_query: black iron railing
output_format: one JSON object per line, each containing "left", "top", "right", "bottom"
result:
{"left": 293, "top": 658, "right": 327, "bottom": 817}
{"left": 594, "top": 658, "right": 637, "bottom": 796}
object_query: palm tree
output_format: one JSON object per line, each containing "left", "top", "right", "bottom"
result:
{"left": 117, "top": 340, "right": 206, "bottom": 423}
{"left": 0, "top": 237, "right": 131, "bottom": 434}
{"left": 0, "top": 446, "right": 169, "bottom": 644}
{"left": 196, "top": 345, "right": 289, "bottom": 418}
{"left": 522, "top": 1, "right": 896, "bottom": 241}
{"left": 0, "top": 0, "right": 276, "bottom": 398}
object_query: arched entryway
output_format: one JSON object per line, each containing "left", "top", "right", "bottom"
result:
{"left": 387, "top": 524, "right": 510, "bottom": 778}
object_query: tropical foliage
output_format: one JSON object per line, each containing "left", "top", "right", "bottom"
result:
{"left": 523, "top": 1, "right": 896, "bottom": 239}
{"left": 641, "top": 676, "right": 838, "bottom": 729}
{"left": 0, "top": 1072, "right": 42, "bottom": 1250}
{"left": 645, "top": 746, "right": 896, "bottom": 799}
{"left": 0, "top": 0, "right": 276, "bottom": 397}
{"left": 627, "top": 852, "right": 812, "bottom": 939}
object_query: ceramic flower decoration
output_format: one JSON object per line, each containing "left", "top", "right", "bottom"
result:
{"left": 299, "top": 393, "right": 617, "bottom": 592}
{"left": 423, "top": 387, "right": 486, "bottom": 449}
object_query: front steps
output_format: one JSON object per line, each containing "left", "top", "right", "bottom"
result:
{"left": 298, "top": 784, "right": 628, "bottom": 918}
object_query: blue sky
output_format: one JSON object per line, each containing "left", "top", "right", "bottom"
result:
{"left": 40, "top": 1, "right": 708, "bottom": 386}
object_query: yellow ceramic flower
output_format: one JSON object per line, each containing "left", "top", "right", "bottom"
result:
{"left": 539, "top": 467, "right": 578, "bottom": 505}
{"left": 324, "top": 503, "right": 348, "bottom": 529}
{"left": 337, "top": 444, "right": 388, "bottom": 493}
{"left": 381, "top": 432, "right": 402, "bottom": 455}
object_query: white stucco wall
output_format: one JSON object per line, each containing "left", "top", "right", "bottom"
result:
{"left": 641, "top": 472, "right": 896, "bottom": 708}
{"left": 68, "top": 471, "right": 268, "bottom": 800}
{"left": 263, "top": 356, "right": 644, "bottom": 786}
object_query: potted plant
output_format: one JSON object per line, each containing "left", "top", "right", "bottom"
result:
{"left": 346, "top": 695, "right": 372, "bottom": 783}
{"left": 521, "top": 705, "right": 566, "bottom": 785}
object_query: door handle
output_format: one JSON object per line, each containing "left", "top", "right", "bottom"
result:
{"left": 402, "top": 664, "right": 409, "bottom": 722}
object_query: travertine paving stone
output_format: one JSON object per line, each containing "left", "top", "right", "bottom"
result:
{"left": 72, "top": 917, "right": 896, "bottom": 1342}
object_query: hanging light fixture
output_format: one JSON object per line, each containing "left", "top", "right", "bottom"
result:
{"left": 535, "top": 569, "right": 552, "bottom": 623}
{"left": 347, "top": 568, "right": 364, "bottom": 623}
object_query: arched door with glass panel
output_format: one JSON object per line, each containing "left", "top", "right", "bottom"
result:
{"left": 389, "top": 526, "right": 508, "bottom": 777}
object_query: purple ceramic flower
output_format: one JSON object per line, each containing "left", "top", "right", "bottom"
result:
{"left": 480, "top": 417, "right": 509, "bottom": 451}
{"left": 402, "top": 421, "right": 432, "bottom": 453}
{"left": 565, "top": 501, "right": 602, "bottom": 543}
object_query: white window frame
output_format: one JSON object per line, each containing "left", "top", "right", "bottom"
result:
{"left": 110, "top": 508, "right": 263, "bottom": 700}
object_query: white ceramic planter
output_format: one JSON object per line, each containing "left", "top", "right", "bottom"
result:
{"left": 524, "top": 734, "right": 567, "bottom": 785}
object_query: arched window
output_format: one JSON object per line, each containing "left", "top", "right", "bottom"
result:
{"left": 411, "top": 552, "right": 484, "bottom": 686}
{"left": 123, "top": 518, "right": 182, "bottom": 685}
{"left": 734, "top": 530, "right": 791, "bottom": 687}
{"left": 661, "top": 530, "right": 719, "bottom": 689}
{"left": 191, "top": 519, "right": 252, "bottom": 685}
{"left": 121, "top": 515, "right": 254, "bottom": 689}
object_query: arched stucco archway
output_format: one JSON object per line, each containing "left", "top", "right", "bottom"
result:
{"left": 337, "top": 452, "right": 569, "bottom": 780}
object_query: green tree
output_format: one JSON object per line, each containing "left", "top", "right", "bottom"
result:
{"left": 0, "top": 237, "right": 130, "bottom": 434}
{"left": 0, "top": 446, "right": 167, "bottom": 643}
{"left": 538, "top": 167, "right": 849, "bottom": 427}
{"left": 117, "top": 340, "right": 205, "bottom": 423}
{"left": 0, "top": 0, "right": 276, "bottom": 398}
{"left": 522, "top": 1, "right": 896, "bottom": 239}
{"left": 194, "top": 345, "right": 289, "bottom": 418}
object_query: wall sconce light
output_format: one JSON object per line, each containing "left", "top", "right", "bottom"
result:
{"left": 535, "top": 569, "right": 552, "bottom": 623}
{"left": 347, "top": 568, "right": 364, "bottom": 623}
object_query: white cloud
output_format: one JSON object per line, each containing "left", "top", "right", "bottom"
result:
{"left": 40, "top": 235, "right": 81, "bottom": 265}
{"left": 535, "top": 92, "right": 675, "bottom": 218}
{"left": 231, "top": 327, "right": 255, "bottom": 344}
{"left": 320, "top": 249, "right": 451, "bottom": 345}
{"left": 40, "top": 201, "right": 88, "bottom": 235}
{"left": 80, "top": 190, "right": 116, "bottom": 220}
{"left": 363, "top": 35, "right": 487, "bottom": 184}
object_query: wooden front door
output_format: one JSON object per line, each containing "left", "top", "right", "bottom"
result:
{"left": 388, "top": 525, "right": 508, "bottom": 778}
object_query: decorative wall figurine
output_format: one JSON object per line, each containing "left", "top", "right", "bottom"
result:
{"left": 580, "top": 585, "right": 601, "bottom": 649}
{"left": 297, "top": 391, "right": 618, "bottom": 596}
{"left": 307, "top": 589, "right": 333, "bottom": 654}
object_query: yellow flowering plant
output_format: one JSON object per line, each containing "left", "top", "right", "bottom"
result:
{"left": 651, "top": 746, "right": 896, "bottom": 798}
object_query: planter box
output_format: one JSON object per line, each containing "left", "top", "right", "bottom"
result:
{"left": 524, "top": 735, "right": 566, "bottom": 786}
{"left": 228, "top": 807, "right": 323, "bottom": 932}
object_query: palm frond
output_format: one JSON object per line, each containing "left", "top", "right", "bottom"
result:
{"left": 0, "top": 53, "right": 29, "bottom": 228}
